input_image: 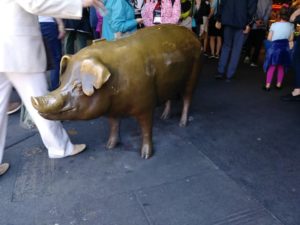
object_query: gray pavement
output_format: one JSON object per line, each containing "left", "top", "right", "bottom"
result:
{"left": 0, "top": 58, "right": 299, "bottom": 225}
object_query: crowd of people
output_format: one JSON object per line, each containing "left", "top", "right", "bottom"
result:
{"left": 1, "top": 0, "right": 300, "bottom": 176}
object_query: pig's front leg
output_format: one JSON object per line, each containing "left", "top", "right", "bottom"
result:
{"left": 106, "top": 117, "right": 120, "bottom": 149}
{"left": 137, "top": 112, "right": 153, "bottom": 159}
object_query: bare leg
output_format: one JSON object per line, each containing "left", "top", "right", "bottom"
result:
{"left": 216, "top": 36, "right": 222, "bottom": 56}
{"left": 160, "top": 100, "right": 171, "bottom": 120}
{"left": 210, "top": 36, "right": 216, "bottom": 55}
{"left": 203, "top": 33, "right": 208, "bottom": 54}
{"left": 106, "top": 117, "right": 120, "bottom": 149}
{"left": 137, "top": 112, "right": 153, "bottom": 159}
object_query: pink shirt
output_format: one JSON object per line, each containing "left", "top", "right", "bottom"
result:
{"left": 141, "top": 0, "right": 181, "bottom": 27}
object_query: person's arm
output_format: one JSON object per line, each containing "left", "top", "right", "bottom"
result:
{"left": 208, "top": 0, "right": 216, "bottom": 19}
{"left": 247, "top": 0, "right": 257, "bottom": 25}
{"left": 244, "top": 0, "right": 257, "bottom": 34}
{"left": 289, "top": 24, "right": 295, "bottom": 49}
{"left": 15, "top": 0, "right": 104, "bottom": 19}
{"left": 263, "top": 1, "right": 272, "bottom": 24}
{"left": 267, "top": 30, "right": 273, "bottom": 41}
{"left": 290, "top": 8, "right": 300, "bottom": 22}
{"left": 289, "top": 32, "right": 295, "bottom": 49}
{"left": 267, "top": 23, "right": 274, "bottom": 41}
{"left": 214, "top": 0, "right": 222, "bottom": 29}
{"left": 55, "top": 18, "right": 65, "bottom": 39}
{"left": 215, "top": 0, "right": 222, "bottom": 22}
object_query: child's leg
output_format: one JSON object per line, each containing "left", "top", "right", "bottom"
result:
{"left": 276, "top": 65, "right": 284, "bottom": 87}
{"left": 266, "top": 65, "right": 276, "bottom": 88}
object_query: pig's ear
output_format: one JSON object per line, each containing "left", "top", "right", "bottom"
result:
{"left": 80, "top": 58, "right": 111, "bottom": 96}
{"left": 60, "top": 55, "right": 72, "bottom": 76}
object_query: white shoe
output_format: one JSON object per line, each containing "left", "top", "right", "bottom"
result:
{"left": 7, "top": 102, "right": 22, "bottom": 115}
{"left": 49, "top": 144, "right": 87, "bottom": 159}
{"left": 0, "top": 163, "right": 10, "bottom": 176}
{"left": 250, "top": 63, "right": 258, "bottom": 67}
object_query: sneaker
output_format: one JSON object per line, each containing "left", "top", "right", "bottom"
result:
{"left": 215, "top": 73, "right": 225, "bottom": 80}
{"left": 208, "top": 54, "right": 215, "bottom": 59}
{"left": 0, "top": 163, "right": 9, "bottom": 176}
{"left": 7, "top": 102, "right": 22, "bottom": 115}
{"left": 225, "top": 77, "right": 234, "bottom": 82}
{"left": 49, "top": 144, "right": 87, "bottom": 159}
{"left": 250, "top": 63, "right": 258, "bottom": 67}
{"left": 244, "top": 56, "right": 250, "bottom": 64}
{"left": 215, "top": 55, "right": 220, "bottom": 59}
{"left": 203, "top": 52, "right": 209, "bottom": 57}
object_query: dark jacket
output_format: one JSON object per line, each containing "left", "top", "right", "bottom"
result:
{"left": 217, "top": 0, "right": 257, "bottom": 29}
{"left": 64, "top": 8, "right": 92, "bottom": 34}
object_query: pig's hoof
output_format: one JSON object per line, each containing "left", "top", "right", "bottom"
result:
{"left": 160, "top": 112, "right": 170, "bottom": 120}
{"left": 179, "top": 120, "right": 187, "bottom": 127}
{"left": 106, "top": 139, "right": 118, "bottom": 149}
{"left": 141, "top": 145, "right": 152, "bottom": 159}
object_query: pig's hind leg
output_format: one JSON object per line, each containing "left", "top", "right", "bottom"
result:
{"left": 137, "top": 111, "right": 153, "bottom": 159}
{"left": 106, "top": 117, "right": 120, "bottom": 149}
{"left": 179, "top": 57, "right": 201, "bottom": 127}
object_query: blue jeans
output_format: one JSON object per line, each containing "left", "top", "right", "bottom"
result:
{"left": 40, "top": 22, "right": 62, "bottom": 90}
{"left": 293, "top": 36, "right": 300, "bottom": 88}
{"left": 218, "top": 26, "right": 246, "bottom": 78}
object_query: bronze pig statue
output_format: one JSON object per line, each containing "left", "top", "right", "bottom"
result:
{"left": 31, "top": 24, "right": 201, "bottom": 159}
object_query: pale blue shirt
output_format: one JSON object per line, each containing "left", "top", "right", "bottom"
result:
{"left": 270, "top": 22, "right": 294, "bottom": 41}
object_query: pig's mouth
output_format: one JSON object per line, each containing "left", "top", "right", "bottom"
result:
{"left": 40, "top": 106, "right": 76, "bottom": 115}
{"left": 38, "top": 107, "right": 77, "bottom": 120}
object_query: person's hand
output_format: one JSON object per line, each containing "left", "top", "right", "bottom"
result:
{"left": 57, "top": 25, "right": 66, "bottom": 39}
{"left": 136, "top": 18, "right": 143, "bottom": 25}
{"left": 255, "top": 19, "right": 263, "bottom": 26}
{"left": 243, "top": 25, "right": 250, "bottom": 34}
{"left": 215, "top": 21, "right": 221, "bottom": 29}
{"left": 82, "top": 0, "right": 105, "bottom": 10}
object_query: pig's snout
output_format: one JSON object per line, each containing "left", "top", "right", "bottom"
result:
{"left": 31, "top": 95, "right": 64, "bottom": 114}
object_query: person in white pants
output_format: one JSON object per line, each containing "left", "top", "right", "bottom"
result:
{"left": 0, "top": 0, "right": 105, "bottom": 176}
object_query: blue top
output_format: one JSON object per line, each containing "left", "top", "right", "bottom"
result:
{"left": 270, "top": 22, "right": 294, "bottom": 41}
{"left": 102, "top": 0, "right": 137, "bottom": 41}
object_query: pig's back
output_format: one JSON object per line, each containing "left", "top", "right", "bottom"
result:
{"left": 89, "top": 25, "right": 201, "bottom": 104}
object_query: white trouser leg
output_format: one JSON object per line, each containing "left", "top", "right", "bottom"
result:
{"left": 6, "top": 72, "right": 74, "bottom": 157}
{"left": 0, "top": 73, "right": 12, "bottom": 164}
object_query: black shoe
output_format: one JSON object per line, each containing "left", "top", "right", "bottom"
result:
{"left": 281, "top": 93, "right": 300, "bottom": 101}
{"left": 275, "top": 86, "right": 282, "bottom": 90}
{"left": 225, "top": 76, "right": 235, "bottom": 82}
{"left": 215, "top": 73, "right": 225, "bottom": 80}
{"left": 262, "top": 86, "right": 271, "bottom": 91}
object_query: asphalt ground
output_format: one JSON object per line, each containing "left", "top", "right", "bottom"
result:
{"left": 1, "top": 56, "right": 299, "bottom": 225}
